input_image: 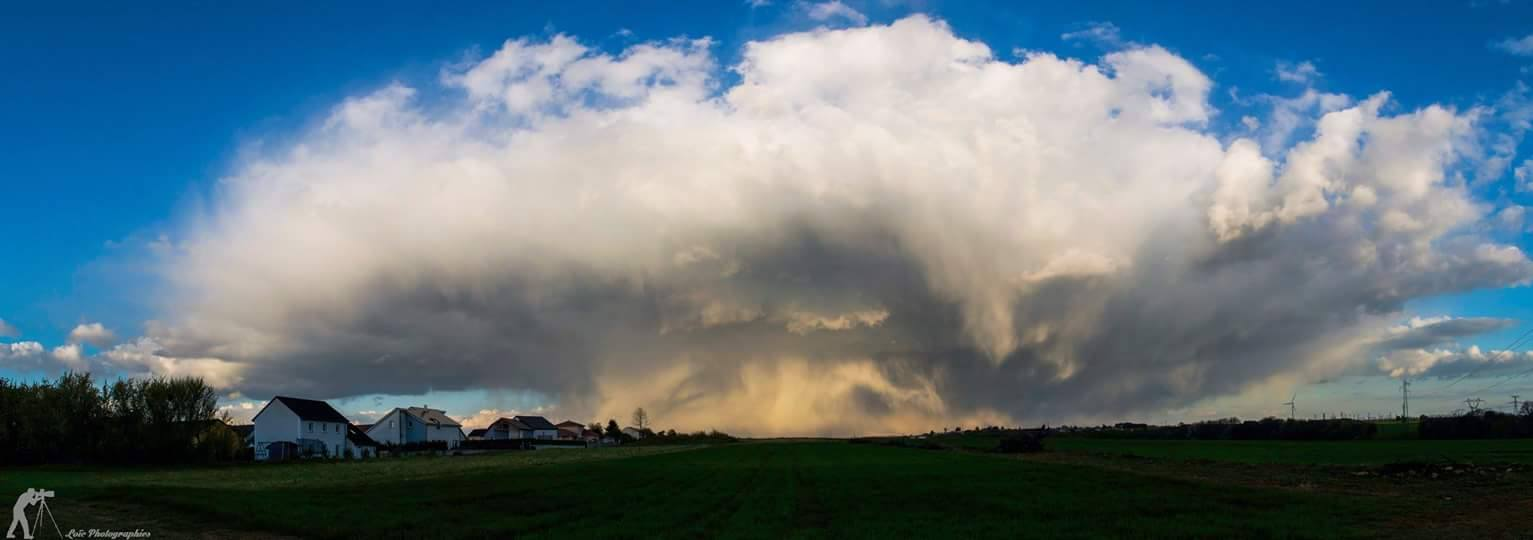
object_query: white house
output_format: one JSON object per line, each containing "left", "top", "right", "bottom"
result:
{"left": 482, "top": 415, "right": 561, "bottom": 440}
{"left": 556, "top": 421, "right": 584, "bottom": 440}
{"left": 366, "top": 407, "right": 466, "bottom": 449}
{"left": 622, "top": 427, "right": 646, "bottom": 440}
{"left": 251, "top": 396, "right": 354, "bottom": 461}
{"left": 514, "top": 416, "right": 561, "bottom": 440}
{"left": 345, "top": 424, "right": 379, "bottom": 458}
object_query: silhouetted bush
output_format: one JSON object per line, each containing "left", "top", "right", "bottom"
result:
{"left": 1074, "top": 418, "right": 1377, "bottom": 441}
{"left": 996, "top": 433, "right": 1045, "bottom": 453}
{"left": 1420, "top": 412, "right": 1533, "bottom": 439}
{"left": 633, "top": 429, "right": 738, "bottom": 445}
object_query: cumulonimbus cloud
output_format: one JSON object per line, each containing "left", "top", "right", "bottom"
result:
{"left": 118, "top": 16, "right": 1531, "bottom": 435}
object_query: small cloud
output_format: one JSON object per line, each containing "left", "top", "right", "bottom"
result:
{"left": 0, "top": 319, "right": 16, "bottom": 337}
{"left": 1275, "top": 60, "right": 1320, "bottom": 84}
{"left": 802, "top": 1, "right": 867, "bottom": 25}
{"left": 1516, "top": 159, "right": 1533, "bottom": 192}
{"left": 1492, "top": 34, "right": 1533, "bottom": 56}
{"left": 67, "top": 322, "right": 117, "bottom": 348}
{"left": 1240, "top": 115, "right": 1261, "bottom": 131}
{"left": 746, "top": 0, "right": 772, "bottom": 7}
{"left": 1060, "top": 21, "right": 1125, "bottom": 48}
{"left": 50, "top": 344, "right": 87, "bottom": 371}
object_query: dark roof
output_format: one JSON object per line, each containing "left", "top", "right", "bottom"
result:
{"left": 468, "top": 428, "right": 488, "bottom": 437}
{"left": 404, "top": 407, "right": 462, "bottom": 427}
{"left": 556, "top": 421, "right": 584, "bottom": 428}
{"left": 346, "top": 424, "right": 378, "bottom": 447}
{"left": 513, "top": 415, "right": 559, "bottom": 431}
{"left": 355, "top": 424, "right": 374, "bottom": 432}
{"left": 231, "top": 424, "right": 254, "bottom": 437}
{"left": 271, "top": 396, "right": 351, "bottom": 423}
{"left": 492, "top": 417, "right": 531, "bottom": 431}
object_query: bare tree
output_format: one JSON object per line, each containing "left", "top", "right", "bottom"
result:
{"left": 632, "top": 407, "right": 649, "bottom": 431}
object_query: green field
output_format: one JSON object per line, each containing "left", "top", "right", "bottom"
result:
{"left": 1045, "top": 437, "right": 1533, "bottom": 465}
{"left": 2, "top": 441, "right": 1404, "bottom": 539}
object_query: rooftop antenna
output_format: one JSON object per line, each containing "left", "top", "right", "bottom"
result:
{"left": 1282, "top": 392, "right": 1296, "bottom": 421}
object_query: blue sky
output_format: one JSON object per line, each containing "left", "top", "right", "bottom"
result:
{"left": 5, "top": 1, "right": 1533, "bottom": 432}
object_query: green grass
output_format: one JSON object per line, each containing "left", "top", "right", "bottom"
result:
{"left": 2, "top": 442, "right": 1389, "bottom": 539}
{"left": 1046, "top": 437, "right": 1533, "bottom": 465}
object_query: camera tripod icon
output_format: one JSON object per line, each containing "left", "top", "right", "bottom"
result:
{"left": 7, "top": 489, "right": 61, "bottom": 540}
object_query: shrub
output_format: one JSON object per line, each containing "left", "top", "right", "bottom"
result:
{"left": 996, "top": 433, "right": 1045, "bottom": 454}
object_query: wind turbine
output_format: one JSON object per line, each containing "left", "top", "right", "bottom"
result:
{"left": 1282, "top": 392, "right": 1296, "bottom": 421}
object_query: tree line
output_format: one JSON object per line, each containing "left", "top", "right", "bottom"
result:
{"left": 0, "top": 372, "right": 241, "bottom": 465}
{"left": 1071, "top": 417, "right": 1379, "bottom": 441}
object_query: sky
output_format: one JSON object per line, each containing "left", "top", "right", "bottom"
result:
{"left": 4, "top": 1, "right": 1533, "bottom": 435}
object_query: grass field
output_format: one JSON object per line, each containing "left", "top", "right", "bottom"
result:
{"left": 1044, "top": 437, "right": 1533, "bottom": 465}
{"left": 2, "top": 441, "right": 1404, "bottom": 539}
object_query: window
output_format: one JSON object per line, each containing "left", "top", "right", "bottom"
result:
{"left": 308, "top": 422, "right": 313, "bottom": 432}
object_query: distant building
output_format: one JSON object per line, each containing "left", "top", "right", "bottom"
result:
{"left": 231, "top": 424, "right": 254, "bottom": 448}
{"left": 366, "top": 407, "right": 466, "bottom": 449}
{"left": 252, "top": 396, "right": 353, "bottom": 461}
{"left": 479, "top": 415, "right": 561, "bottom": 440}
{"left": 467, "top": 428, "right": 488, "bottom": 441}
{"left": 484, "top": 417, "right": 530, "bottom": 440}
{"left": 622, "top": 427, "right": 646, "bottom": 440}
{"left": 345, "top": 424, "right": 379, "bottom": 458}
{"left": 556, "top": 421, "right": 584, "bottom": 440}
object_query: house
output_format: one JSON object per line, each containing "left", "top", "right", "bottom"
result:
{"left": 514, "top": 416, "right": 561, "bottom": 440}
{"left": 622, "top": 427, "right": 646, "bottom": 440}
{"left": 556, "top": 421, "right": 584, "bottom": 440}
{"left": 366, "top": 407, "right": 466, "bottom": 449}
{"left": 467, "top": 428, "right": 488, "bottom": 441}
{"left": 483, "top": 417, "right": 529, "bottom": 439}
{"left": 251, "top": 396, "right": 354, "bottom": 461}
{"left": 482, "top": 415, "right": 561, "bottom": 440}
{"left": 231, "top": 424, "right": 254, "bottom": 448}
{"left": 345, "top": 424, "right": 379, "bottom": 458}
{"left": 582, "top": 429, "right": 603, "bottom": 443}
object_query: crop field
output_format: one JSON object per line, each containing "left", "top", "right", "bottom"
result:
{"left": 5, "top": 439, "right": 1532, "bottom": 539}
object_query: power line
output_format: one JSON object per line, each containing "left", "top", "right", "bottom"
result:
{"left": 1439, "top": 323, "right": 1533, "bottom": 390}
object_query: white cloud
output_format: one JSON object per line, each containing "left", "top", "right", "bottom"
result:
{"left": 1493, "top": 34, "right": 1533, "bottom": 56}
{"left": 100, "top": 337, "right": 244, "bottom": 389}
{"left": 67, "top": 322, "right": 116, "bottom": 348}
{"left": 1495, "top": 205, "right": 1527, "bottom": 231}
{"left": 1516, "top": 159, "right": 1533, "bottom": 192}
{"left": 802, "top": 1, "right": 868, "bottom": 25}
{"left": 746, "top": 0, "right": 772, "bottom": 7}
{"left": 1377, "top": 345, "right": 1533, "bottom": 379}
{"left": 0, "top": 341, "right": 46, "bottom": 372}
{"left": 1060, "top": 21, "right": 1126, "bottom": 48}
{"left": 50, "top": 344, "right": 87, "bottom": 371}
{"left": 132, "top": 16, "right": 1533, "bottom": 434}
{"left": 1275, "top": 60, "right": 1320, "bottom": 84}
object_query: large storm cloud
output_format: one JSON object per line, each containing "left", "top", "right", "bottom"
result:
{"left": 107, "top": 16, "right": 1531, "bottom": 434}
